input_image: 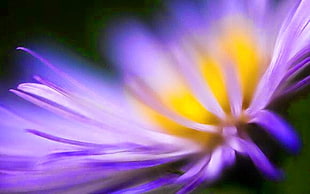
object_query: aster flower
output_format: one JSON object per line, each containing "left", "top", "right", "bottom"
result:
{"left": 0, "top": 0, "right": 309, "bottom": 193}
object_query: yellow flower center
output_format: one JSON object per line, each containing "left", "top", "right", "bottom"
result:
{"left": 129, "top": 17, "right": 268, "bottom": 147}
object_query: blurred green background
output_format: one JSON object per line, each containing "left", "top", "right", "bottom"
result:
{"left": 2, "top": 0, "right": 309, "bottom": 193}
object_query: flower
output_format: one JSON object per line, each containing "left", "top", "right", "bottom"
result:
{"left": 1, "top": 0, "right": 309, "bottom": 193}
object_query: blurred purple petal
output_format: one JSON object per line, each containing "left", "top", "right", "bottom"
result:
{"left": 283, "top": 75, "right": 310, "bottom": 95}
{"left": 108, "top": 21, "right": 174, "bottom": 86}
{"left": 235, "top": 138, "right": 283, "bottom": 180}
{"left": 250, "top": 110, "right": 301, "bottom": 153}
{"left": 203, "top": 148, "right": 225, "bottom": 181}
{"left": 167, "top": 0, "right": 207, "bottom": 33}
{"left": 281, "top": 47, "right": 310, "bottom": 82}
{"left": 222, "top": 64, "right": 243, "bottom": 116}
{"left": 177, "top": 172, "right": 206, "bottom": 194}
{"left": 177, "top": 156, "right": 210, "bottom": 182}
{"left": 112, "top": 176, "right": 176, "bottom": 194}
{"left": 222, "top": 146, "right": 236, "bottom": 167}
{"left": 249, "top": 0, "right": 310, "bottom": 112}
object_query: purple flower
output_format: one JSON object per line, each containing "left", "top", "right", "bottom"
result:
{"left": 1, "top": 0, "right": 309, "bottom": 193}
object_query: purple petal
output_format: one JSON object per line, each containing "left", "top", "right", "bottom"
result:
{"left": 245, "top": 0, "right": 268, "bottom": 26}
{"left": 10, "top": 89, "right": 97, "bottom": 126}
{"left": 222, "top": 64, "right": 243, "bottom": 117}
{"left": 234, "top": 137, "right": 283, "bottom": 180}
{"left": 107, "top": 21, "right": 173, "bottom": 84}
{"left": 274, "top": 45, "right": 310, "bottom": 96}
{"left": 26, "top": 129, "right": 146, "bottom": 152}
{"left": 246, "top": 141, "right": 283, "bottom": 180}
{"left": 177, "top": 148, "right": 226, "bottom": 194}
{"left": 176, "top": 156, "right": 212, "bottom": 194}
{"left": 16, "top": 47, "right": 82, "bottom": 90}
{"left": 13, "top": 81, "right": 178, "bottom": 144}
{"left": 167, "top": 0, "right": 207, "bottom": 34}
{"left": 282, "top": 75, "right": 310, "bottom": 95}
{"left": 0, "top": 100, "right": 138, "bottom": 151}
{"left": 27, "top": 129, "right": 105, "bottom": 147}
{"left": 15, "top": 82, "right": 127, "bottom": 125}
{"left": 0, "top": 106, "right": 74, "bottom": 156}
{"left": 250, "top": 110, "right": 301, "bottom": 153}
{"left": 177, "top": 174, "right": 205, "bottom": 194}
{"left": 249, "top": 0, "right": 310, "bottom": 113}
{"left": 16, "top": 83, "right": 87, "bottom": 114}
{"left": 16, "top": 47, "right": 125, "bottom": 108}
{"left": 0, "top": 166, "right": 108, "bottom": 193}
{"left": 203, "top": 148, "right": 225, "bottom": 181}
{"left": 10, "top": 88, "right": 140, "bottom": 140}
{"left": 222, "top": 146, "right": 236, "bottom": 167}
{"left": 177, "top": 156, "right": 210, "bottom": 182}
{"left": 92, "top": 172, "right": 171, "bottom": 194}
{"left": 280, "top": 52, "right": 310, "bottom": 84}
{"left": 87, "top": 156, "right": 182, "bottom": 171}
{"left": 112, "top": 176, "right": 176, "bottom": 194}
{"left": 272, "top": 0, "right": 310, "bottom": 63}
{"left": 0, "top": 155, "right": 37, "bottom": 172}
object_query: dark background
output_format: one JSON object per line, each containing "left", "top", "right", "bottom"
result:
{"left": 2, "top": 0, "right": 310, "bottom": 193}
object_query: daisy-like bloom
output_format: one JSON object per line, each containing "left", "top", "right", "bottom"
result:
{"left": 1, "top": 0, "right": 309, "bottom": 193}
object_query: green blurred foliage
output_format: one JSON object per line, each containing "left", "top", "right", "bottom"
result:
{"left": 2, "top": 0, "right": 309, "bottom": 193}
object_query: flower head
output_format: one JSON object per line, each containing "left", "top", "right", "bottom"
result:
{"left": 1, "top": 0, "right": 309, "bottom": 193}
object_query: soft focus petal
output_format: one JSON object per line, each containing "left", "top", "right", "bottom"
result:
{"left": 107, "top": 21, "right": 177, "bottom": 91}
{"left": 203, "top": 147, "right": 225, "bottom": 181}
{"left": 250, "top": 110, "right": 301, "bottom": 153}
{"left": 111, "top": 176, "right": 176, "bottom": 194}
{"left": 177, "top": 156, "right": 210, "bottom": 183}
{"left": 281, "top": 45, "right": 310, "bottom": 83}
{"left": 249, "top": 0, "right": 310, "bottom": 112}
{"left": 231, "top": 137, "right": 283, "bottom": 180}
{"left": 282, "top": 75, "right": 310, "bottom": 95}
